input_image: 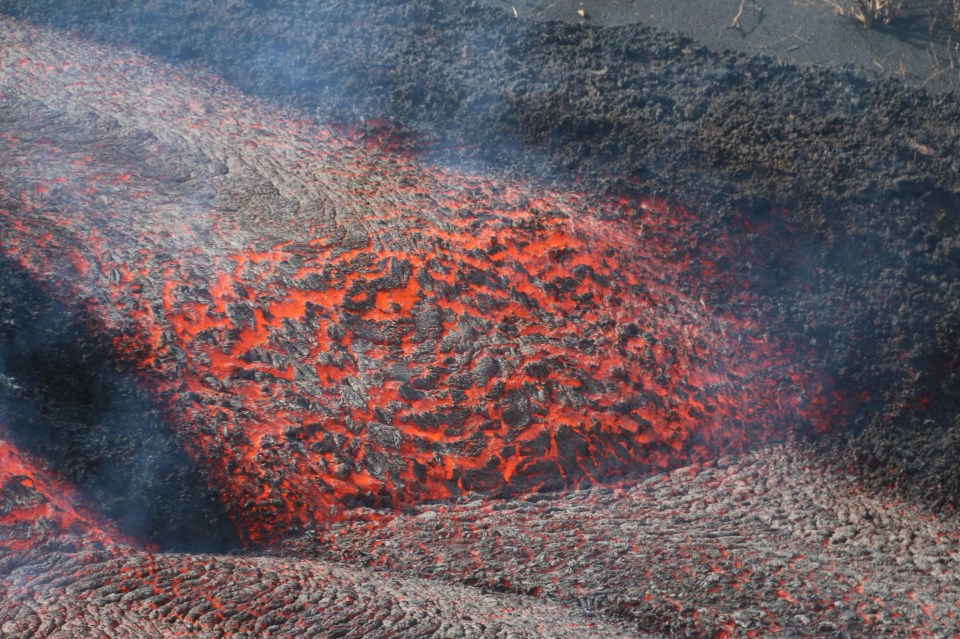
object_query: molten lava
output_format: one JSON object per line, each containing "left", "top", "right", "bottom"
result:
{"left": 4, "top": 14, "right": 960, "bottom": 639}
{"left": 0, "top": 425, "right": 118, "bottom": 552}
{"left": 0, "top": 28, "right": 848, "bottom": 548}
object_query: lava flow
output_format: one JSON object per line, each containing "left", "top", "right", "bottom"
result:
{"left": 0, "top": 20, "right": 847, "bottom": 548}
{"left": 0, "top": 424, "right": 119, "bottom": 553}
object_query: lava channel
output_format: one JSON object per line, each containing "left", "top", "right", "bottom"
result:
{"left": 0, "top": 19, "right": 849, "bottom": 547}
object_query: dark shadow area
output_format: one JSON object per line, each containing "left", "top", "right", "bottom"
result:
{"left": 0, "top": 256, "right": 241, "bottom": 553}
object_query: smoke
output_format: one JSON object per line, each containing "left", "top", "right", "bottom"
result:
{"left": 0, "top": 1, "right": 550, "bottom": 174}
{"left": 0, "top": 256, "right": 239, "bottom": 552}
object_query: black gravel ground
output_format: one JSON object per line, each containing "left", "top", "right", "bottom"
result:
{"left": 480, "top": 0, "right": 960, "bottom": 94}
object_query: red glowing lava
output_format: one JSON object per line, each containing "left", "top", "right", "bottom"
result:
{"left": 0, "top": 426, "right": 119, "bottom": 551}
{"left": 0, "top": 34, "right": 851, "bottom": 547}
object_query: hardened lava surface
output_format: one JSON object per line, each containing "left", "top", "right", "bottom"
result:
{"left": 4, "top": 433, "right": 960, "bottom": 638}
{"left": 1, "top": 548, "right": 637, "bottom": 639}
{"left": 0, "top": 20, "right": 842, "bottom": 547}
{"left": 295, "top": 442, "right": 960, "bottom": 638}
{"left": 0, "top": 418, "right": 632, "bottom": 638}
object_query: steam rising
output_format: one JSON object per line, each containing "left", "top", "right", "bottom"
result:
{"left": 0, "top": 259, "right": 238, "bottom": 553}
